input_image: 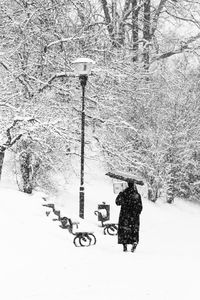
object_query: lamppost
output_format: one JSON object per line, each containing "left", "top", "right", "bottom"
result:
{"left": 72, "top": 58, "right": 95, "bottom": 219}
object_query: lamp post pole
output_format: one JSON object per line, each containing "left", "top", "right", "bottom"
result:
{"left": 72, "top": 57, "right": 95, "bottom": 219}
{"left": 79, "top": 74, "right": 88, "bottom": 219}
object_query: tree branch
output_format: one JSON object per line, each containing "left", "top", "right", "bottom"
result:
{"left": 2, "top": 118, "right": 38, "bottom": 150}
{"left": 44, "top": 36, "right": 84, "bottom": 51}
{"left": 27, "top": 72, "right": 75, "bottom": 92}
{"left": 0, "top": 61, "right": 9, "bottom": 71}
{"left": 152, "top": 32, "right": 200, "bottom": 61}
{"left": 151, "top": 0, "right": 168, "bottom": 37}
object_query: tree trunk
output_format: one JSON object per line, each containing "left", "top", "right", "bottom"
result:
{"left": 148, "top": 187, "right": 158, "bottom": 202}
{"left": 112, "top": 0, "right": 117, "bottom": 37}
{"left": 0, "top": 123, "right": 23, "bottom": 181}
{"left": 0, "top": 149, "right": 5, "bottom": 180}
{"left": 166, "top": 147, "right": 176, "bottom": 204}
{"left": 166, "top": 170, "right": 176, "bottom": 203}
{"left": 132, "top": 0, "right": 139, "bottom": 62}
{"left": 147, "top": 176, "right": 160, "bottom": 202}
{"left": 112, "top": 0, "right": 122, "bottom": 47}
{"left": 143, "top": 0, "right": 151, "bottom": 69}
{"left": 100, "top": 0, "right": 115, "bottom": 45}
{"left": 20, "top": 152, "right": 33, "bottom": 194}
{"left": 118, "top": 22, "right": 125, "bottom": 47}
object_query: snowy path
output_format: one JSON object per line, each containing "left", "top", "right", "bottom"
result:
{"left": 0, "top": 188, "right": 200, "bottom": 300}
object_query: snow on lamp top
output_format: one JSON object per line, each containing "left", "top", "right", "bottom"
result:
{"left": 72, "top": 57, "right": 95, "bottom": 76}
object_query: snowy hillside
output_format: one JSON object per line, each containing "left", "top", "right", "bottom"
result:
{"left": 0, "top": 185, "right": 200, "bottom": 300}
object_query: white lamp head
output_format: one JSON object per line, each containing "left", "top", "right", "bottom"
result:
{"left": 72, "top": 57, "right": 95, "bottom": 76}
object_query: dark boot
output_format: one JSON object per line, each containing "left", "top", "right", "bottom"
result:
{"left": 123, "top": 244, "right": 127, "bottom": 252}
{"left": 131, "top": 242, "right": 137, "bottom": 252}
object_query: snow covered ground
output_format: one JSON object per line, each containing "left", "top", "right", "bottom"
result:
{"left": 0, "top": 177, "right": 200, "bottom": 300}
{"left": 0, "top": 144, "right": 200, "bottom": 299}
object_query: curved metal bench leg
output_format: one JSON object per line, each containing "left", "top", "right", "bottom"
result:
{"left": 107, "top": 225, "right": 118, "bottom": 236}
{"left": 103, "top": 227, "right": 108, "bottom": 235}
{"left": 73, "top": 236, "right": 81, "bottom": 247}
{"left": 89, "top": 233, "right": 96, "bottom": 245}
{"left": 103, "top": 224, "right": 118, "bottom": 236}
{"left": 79, "top": 234, "right": 91, "bottom": 247}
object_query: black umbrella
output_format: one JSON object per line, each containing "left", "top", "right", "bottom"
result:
{"left": 105, "top": 171, "right": 144, "bottom": 186}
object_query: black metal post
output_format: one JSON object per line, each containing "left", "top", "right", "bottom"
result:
{"left": 79, "top": 75, "right": 88, "bottom": 219}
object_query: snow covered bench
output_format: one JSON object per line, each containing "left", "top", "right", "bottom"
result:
{"left": 94, "top": 211, "right": 118, "bottom": 235}
{"left": 42, "top": 203, "right": 96, "bottom": 247}
{"left": 60, "top": 217, "right": 96, "bottom": 247}
{"left": 103, "top": 223, "right": 118, "bottom": 235}
{"left": 42, "top": 203, "right": 61, "bottom": 221}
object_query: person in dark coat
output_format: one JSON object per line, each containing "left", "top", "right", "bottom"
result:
{"left": 115, "top": 181, "right": 143, "bottom": 252}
